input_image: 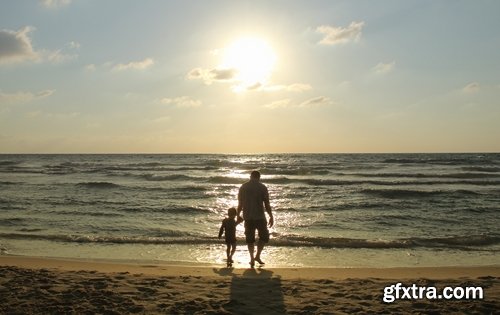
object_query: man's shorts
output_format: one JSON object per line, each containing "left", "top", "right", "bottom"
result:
{"left": 244, "top": 219, "right": 269, "bottom": 244}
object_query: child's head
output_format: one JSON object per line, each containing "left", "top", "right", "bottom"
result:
{"left": 227, "top": 207, "right": 237, "bottom": 218}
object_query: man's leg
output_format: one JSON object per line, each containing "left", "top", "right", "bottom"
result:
{"left": 254, "top": 219, "right": 269, "bottom": 264}
{"left": 245, "top": 220, "right": 256, "bottom": 267}
{"left": 255, "top": 240, "right": 264, "bottom": 264}
{"left": 247, "top": 243, "right": 255, "bottom": 267}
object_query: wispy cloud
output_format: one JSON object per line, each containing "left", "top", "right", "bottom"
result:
{"left": 113, "top": 58, "right": 154, "bottom": 71}
{"left": 43, "top": 49, "right": 78, "bottom": 63}
{"left": 188, "top": 67, "right": 313, "bottom": 94}
{"left": 299, "top": 96, "right": 332, "bottom": 107}
{"left": 0, "top": 89, "right": 55, "bottom": 105}
{"left": 40, "top": 0, "right": 71, "bottom": 9}
{"left": 372, "top": 61, "right": 396, "bottom": 74}
{"left": 316, "top": 21, "right": 365, "bottom": 45}
{"left": 160, "top": 96, "right": 202, "bottom": 108}
{"left": 264, "top": 96, "right": 332, "bottom": 109}
{"left": 462, "top": 82, "right": 480, "bottom": 93}
{"left": 187, "top": 67, "right": 238, "bottom": 84}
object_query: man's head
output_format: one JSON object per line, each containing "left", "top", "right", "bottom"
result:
{"left": 250, "top": 170, "right": 261, "bottom": 180}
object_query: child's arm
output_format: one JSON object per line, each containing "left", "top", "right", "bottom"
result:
{"left": 236, "top": 216, "right": 243, "bottom": 225}
{"left": 218, "top": 220, "right": 225, "bottom": 238}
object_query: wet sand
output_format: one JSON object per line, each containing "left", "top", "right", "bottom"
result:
{"left": 0, "top": 256, "right": 498, "bottom": 314}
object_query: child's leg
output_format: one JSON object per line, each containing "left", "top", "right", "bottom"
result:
{"left": 229, "top": 241, "right": 237, "bottom": 261}
{"left": 226, "top": 243, "right": 231, "bottom": 261}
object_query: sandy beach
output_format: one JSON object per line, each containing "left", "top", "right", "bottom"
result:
{"left": 0, "top": 256, "right": 498, "bottom": 314}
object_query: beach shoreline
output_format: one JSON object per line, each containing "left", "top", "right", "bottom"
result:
{"left": 1, "top": 255, "right": 498, "bottom": 314}
{"left": 1, "top": 255, "right": 499, "bottom": 279}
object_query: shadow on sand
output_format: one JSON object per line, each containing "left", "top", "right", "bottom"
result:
{"left": 213, "top": 267, "right": 286, "bottom": 314}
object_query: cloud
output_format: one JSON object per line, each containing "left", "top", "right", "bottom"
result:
{"left": 264, "top": 99, "right": 292, "bottom": 109}
{"left": 264, "top": 96, "right": 332, "bottom": 109}
{"left": 187, "top": 67, "right": 238, "bottom": 84}
{"left": 40, "top": 0, "right": 71, "bottom": 9}
{"left": 462, "top": 82, "right": 480, "bottom": 93}
{"left": 372, "top": 61, "right": 396, "bottom": 74}
{"left": 0, "top": 27, "right": 78, "bottom": 65}
{"left": 316, "top": 21, "right": 365, "bottom": 45}
{"left": 0, "top": 27, "right": 38, "bottom": 64}
{"left": 0, "top": 89, "right": 55, "bottom": 105}
{"left": 43, "top": 49, "right": 78, "bottom": 63}
{"left": 113, "top": 58, "right": 154, "bottom": 71}
{"left": 299, "top": 96, "right": 332, "bottom": 107}
{"left": 161, "top": 96, "right": 202, "bottom": 108}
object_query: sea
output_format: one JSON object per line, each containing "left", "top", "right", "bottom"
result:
{"left": 0, "top": 153, "right": 499, "bottom": 268}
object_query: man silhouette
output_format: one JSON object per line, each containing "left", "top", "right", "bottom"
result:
{"left": 237, "top": 170, "right": 274, "bottom": 267}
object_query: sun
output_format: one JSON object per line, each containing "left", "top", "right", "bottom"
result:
{"left": 220, "top": 37, "right": 277, "bottom": 91}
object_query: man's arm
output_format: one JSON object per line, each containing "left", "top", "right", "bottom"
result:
{"left": 236, "top": 203, "right": 244, "bottom": 223}
{"left": 237, "top": 203, "right": 242, "bottom": 217}
{"left": 218, "top": 220, "right": 225, "bottom": 238}
{"left": 263, "top": 185, "right": 273, "bottom": 227}
{"left": 237, "top": 186, "right": 244, "bottom": 221}
{"left": 264, "top": 199, "right": 274, "bottom": 227}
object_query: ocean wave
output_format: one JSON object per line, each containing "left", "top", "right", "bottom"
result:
{"left": 382, "top": 155, "right": 500, "bottom": 166}
{"left": 207, "top": 176, "right": 246, "bottom": 184}
{"left": 1, "top": 232, "right": 497, "bottom": 249}
{"left": 76, "top": 182, "right": 122, "bottom": 189}
{"left": 209, "top": 176, "right": 500, "bottom": 187}
{"left": 0, "top": 181, "right": 21, "bottom": 185}
{"left": 143, "top": 174, "right": 194, "bottom": 181}
{"left": 91, "top": 165, "right": 218, "bottom": 172}
{"left": 0, "top": 232, "right": 205, "bottom": 245}
{"left": 461, "top": 166, "right": 500, "bottom": 173}
{"left": 349, "top": 172, "right": 500, "bottom": 179}
{"left": 0, "top": 160, "right": 22, "bottom": 166}
{"left": 360, "top": 188, "right": 480, "bottom": 199}
{"left": 119, "top": 205, "right": 210, "bottom": 214}
{"left": 271, "top": 234, "right": 500, "bottom": 249}
{"left": 51, "top": 210, "right": 124, "bottom": 217}
{"left": 0, "top": 198, "right": 27, "bottom": 210}
{"left": 0, "top": 166, "right": 42, "bottom": 174}
{"left": 260, "top": 167, "right": 330, "bottom": 176}
{"left": 0, "top": 218, "right": 28, "bottom": 226}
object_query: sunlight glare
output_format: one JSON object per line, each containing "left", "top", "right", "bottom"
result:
{"left": 221, "top": 37, "right": 277, "bottom": 91}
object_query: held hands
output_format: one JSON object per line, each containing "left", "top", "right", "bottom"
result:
{"left": 236, "top": 216, "right": 244, "bottom": 224}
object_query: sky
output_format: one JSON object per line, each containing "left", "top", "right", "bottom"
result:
{"left": 1, "top": 0, "right": 499, "bottom": 153}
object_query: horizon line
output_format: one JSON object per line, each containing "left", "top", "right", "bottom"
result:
{"left": 1, "top": 151, "right": 499, "bottom": 155}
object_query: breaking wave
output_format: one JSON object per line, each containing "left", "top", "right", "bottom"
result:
{"left": 0, "top": 233, "right": 497, "bottom": 250}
